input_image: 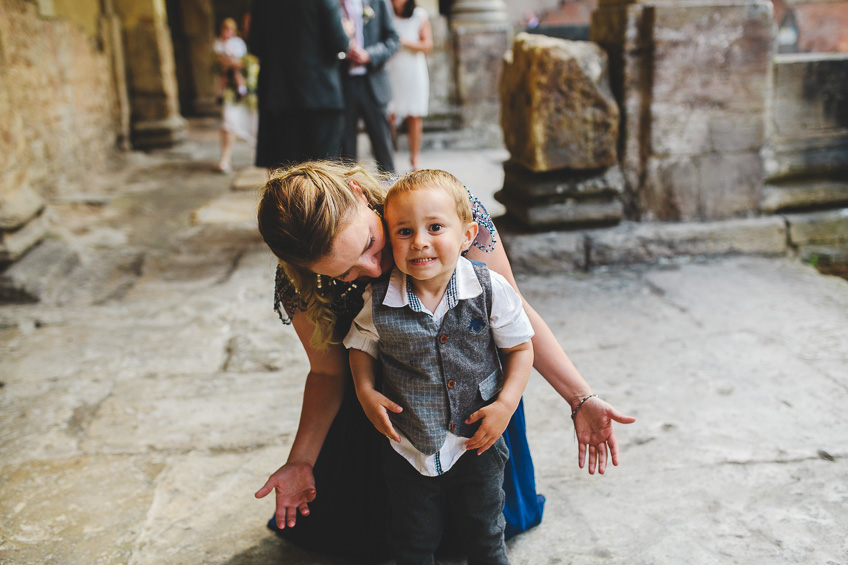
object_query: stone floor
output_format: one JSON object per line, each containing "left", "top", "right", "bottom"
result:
{"left": 1, "top": 120, "right": 847, "bottom": 564}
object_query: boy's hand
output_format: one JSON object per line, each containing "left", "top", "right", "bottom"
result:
{"left": 464, "top": 400, "right": 513, "bottom": 455}
{"left": 358, "top": 389, "right": 403, "bottom": 443}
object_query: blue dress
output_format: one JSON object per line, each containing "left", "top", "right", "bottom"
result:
{"left": 268, "top": 194, "right": 544, "bottom": 558}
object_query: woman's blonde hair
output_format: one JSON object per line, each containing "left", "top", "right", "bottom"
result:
{"left": 386, "top": 169, "right": 472, "bottom": 223}
{"left": 257, "top": 160, "right": 387, "bottom": 347}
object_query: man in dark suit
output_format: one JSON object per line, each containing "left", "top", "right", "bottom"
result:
{"left": 340, "top": 0, "right": 399, "bottom": 174}
{"left": 249, "top": 0, "right": 352, "bottom": 168}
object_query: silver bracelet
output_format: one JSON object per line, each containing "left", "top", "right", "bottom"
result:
{"left": 571, "top": 394, "right": 598, "bottom": 421}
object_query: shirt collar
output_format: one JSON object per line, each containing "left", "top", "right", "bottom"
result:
{"left": 382, "top": 257, "right": 483, "bottom": 311}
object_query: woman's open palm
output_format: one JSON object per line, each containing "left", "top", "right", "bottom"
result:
{"left": 573, "top": 397, "right": 636, "bottom": 475}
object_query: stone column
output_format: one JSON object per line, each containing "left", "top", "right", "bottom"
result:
{"left": 449, "top": 0, "right": 512, "bottom": 144}
{"left": 168, "top": 0, "right": 218, "bottom": 116}
{"left": 114, "top": 0, "right": 187, "bottom": 148}
{"left": 497, "top": 33, "right": 624, "bottom": 229}
{"left": 591, "top": 0, "right": 775, "bottom": 221}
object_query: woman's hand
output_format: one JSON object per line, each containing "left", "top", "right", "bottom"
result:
{"left": 464, "top": 400, "right": 513, "bottom": 455}
{"left": 573, "top": 397, "right": 636, "bottom": 475}
{"left": 255, "top": 461, "right": 317, "bottom": 529}
{"left": 358, "top": 388, "right": 403, "bottom": 443}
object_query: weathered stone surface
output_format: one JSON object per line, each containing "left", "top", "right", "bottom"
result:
{"left": 761, "top": 180, "right": 848, "bottom": 213}
{"left": 232, "top": 166, "right": 268, "bottom": 192}
{"left": 497, "top": 190, "right": 623, "bottom": 228}
{"left": 501, "top": 161, "right": 625, "bottom": 199}
{"left": 453, "top": 22, "right": 512, "bottom": 138}
{"left": 0, "top": 455, "right": 163, "bottom": 565}
{"left": 192, "top": 192, "right": 258, "bottom": 227}
{"left": 591, "top": 1, "right": 774, "bottom": 221}
{"left": 0, "top": 210, "right": 50, "bottom": 263}
{"left": 500, "top": 227, "right": 587, "bottom": 273}
{"left": 0, "top": 186, "right": 45, "bottom": 231}
{"left": 498, "top": 161, "right": 624, "bottom": 228}
{"left": 500, "top": 216, "right": 787, "bottom": 274}
{"left": 0, "top": 1, "right": 118, "bottom": 203}
{"left": 785, "top": 208, "right": 848, "bottom": 246}
{"left": 764, "top": 53, "right": 848, "bottom": 182}
{"left": 642, "top": 152, "right": 764, "bottom": 221}
{"left": 0, "top": 239, "right": 80, "bottom": 304}
{"left": 587, "top": 216, "right": 787, "bottom": 267}
{"left": 81, "top": 372, "right": 303, "bottom": 454}
{"left": 500, "top": 33, "right": 619, "bottom": 172}
{"left": 114, "top": 0, "right": 186, "bottom": 149}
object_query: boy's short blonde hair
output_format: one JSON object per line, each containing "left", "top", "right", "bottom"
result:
{"left": 386, "top": 169, "right": 472, "bottom": 224}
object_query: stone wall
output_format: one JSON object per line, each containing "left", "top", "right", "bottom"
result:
{"left": 0, "top": 0, "right": 119, "bottom": 262}
{"left": 592, "top": 0, "right": 775, "bottom": 222}
{"left": 761, "top": 53, "right": 848, "bottom": 211}
{"left": 0, "top": 0, "right": 119, "bottom": 198}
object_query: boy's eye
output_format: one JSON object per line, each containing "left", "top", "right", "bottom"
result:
{"left": 397, "top": 228, "right": 413, "bottom": 237}
{"left": 429, "top": 224, "right": 443, "bottom": 232}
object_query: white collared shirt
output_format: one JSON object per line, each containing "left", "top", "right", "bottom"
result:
{"left": 343, "top": 257, "right": 534, "bottom": 476}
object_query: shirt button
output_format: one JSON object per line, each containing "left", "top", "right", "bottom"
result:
{"left": 447, "top": 379, "right": 456, "bottom": 389}
{"left": 449, "top": 421, "right": 456, "bottom": 432}
{"left": 439, "top": 334, "right": 449, "bottom": 344}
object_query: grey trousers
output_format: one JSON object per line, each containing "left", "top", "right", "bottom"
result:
{"left": 382, "top": 437, "right": 510, "bottom": 565}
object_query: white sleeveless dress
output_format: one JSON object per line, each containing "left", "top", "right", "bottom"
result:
{"left": 388, "top": 7, "right": 430, "bottom": 119}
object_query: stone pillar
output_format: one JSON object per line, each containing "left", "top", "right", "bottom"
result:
{"left": 450, "top": 0, "right": 508, "bottom": 26}
{"left": 591, "top": 0, "right": 775, "bottom": 221}
{"left": 449, "top": 0, "right": 512, "bottom": 144}
{"left": 497, "top": 33, "right": 624, "bottom": 228}
{"left": 114, "top": 0, "right": 187, "bottom": 148}
{"left": 168, "top": 0, "right": 218, "bottom": 116}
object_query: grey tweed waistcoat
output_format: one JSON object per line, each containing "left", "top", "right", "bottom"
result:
{"left": 370, "top": 261, "right": 504, "bottom": 455}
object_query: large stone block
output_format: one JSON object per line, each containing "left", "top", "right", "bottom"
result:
{"left": 500, "top": 33, "right": 619, "bottom": 172}
{"left": 642, "top": 152, "right": 763, "bottom": 221}
{"left": 785, "top": 208, "right": 848, "bottom": 246}
{"left": 761, "top": 180, "right": 848, "bottom": 213}
{"left": 0, "top": 186, "right": 45, "bottom": 231}
{"left": 591, "top": 0, "right": 773, "bottom": 221}
{"left": 764, "top": 54, "right": 848, "bottom": 181}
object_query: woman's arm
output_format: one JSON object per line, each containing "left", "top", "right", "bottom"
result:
{"left": 401, "top": 17, "right": 433, "bottom": 53}
{"left": 465, "top": 242, "right": 635, "bottom": 474}
{"left": 254, "top": 311, "right": 349, "bottom": 529}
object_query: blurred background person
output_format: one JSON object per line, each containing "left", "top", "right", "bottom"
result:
{"left": 249, "top": 0, "right": 351, "bottom": 170}
{"left": 387, "top": 0, "right": 431, "bottom": 172}
{"left": 339, "top": 0, "right": 399, "bottom": 174}
{"left": 214, "top": 17, "right": 258, "bottom": 173}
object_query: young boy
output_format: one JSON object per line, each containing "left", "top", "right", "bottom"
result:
{"left": 344, "top": 169, "right": 535, "bottom": 565}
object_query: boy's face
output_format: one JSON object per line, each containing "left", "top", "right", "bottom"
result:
{"left": 384, "top": 186, "right": 477, "bottom": 286}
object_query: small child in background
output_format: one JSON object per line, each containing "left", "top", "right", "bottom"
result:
{"left": 344, "top": 169, "right": 534, "bottom": 564}
{"left": 213, "top": 17, "right": 248, "bottom": 102}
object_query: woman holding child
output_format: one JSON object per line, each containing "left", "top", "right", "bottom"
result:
{"left": 255, "top": 161, "right": 635, "bottom": 560}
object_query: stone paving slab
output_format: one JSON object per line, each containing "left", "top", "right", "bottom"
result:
{"left": 3, "top": 251, "right": 847, "bottom": 564}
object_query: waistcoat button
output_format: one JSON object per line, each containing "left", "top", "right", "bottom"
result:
{"left": 439, "top": 334, "right": 448, "bottom": 344}
{"left": 447, "top": 379, "right": 456, "bottom": 389}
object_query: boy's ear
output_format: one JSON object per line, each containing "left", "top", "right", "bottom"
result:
{"left": 462, "top": 221, "right": 479, "bottom": 251}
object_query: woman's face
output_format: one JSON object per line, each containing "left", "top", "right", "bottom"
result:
{"left": 392, "top": 0, "right": 406, "bottom": 16}
{"left": 310, "top": 197, "right": 393, "bottom": 283}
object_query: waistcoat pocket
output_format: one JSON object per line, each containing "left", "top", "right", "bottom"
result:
{"left": 478, "top": 369, "right": 503, "bottom": 401}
